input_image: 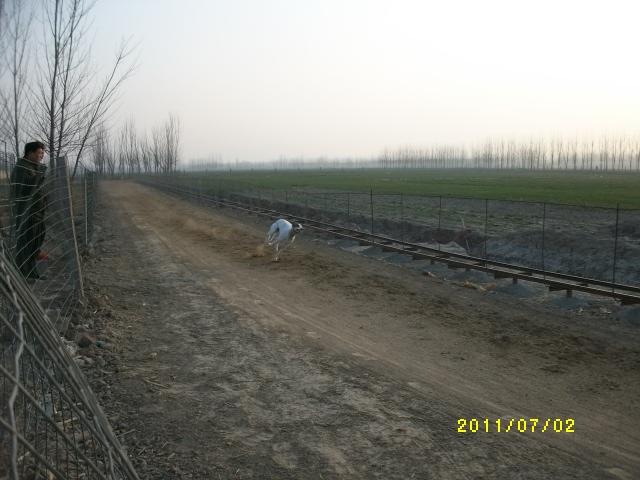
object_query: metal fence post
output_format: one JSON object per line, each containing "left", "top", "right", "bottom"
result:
{"left": 370, "top": 188, "right": 374, "bottom": 234}
{"left": 54, "top": 156, "right": 84, "bottom": 300}
{"left": 347, "top": 192, "right": 350, "bottom": 219}
{"left": 400, "top": 193, "right": 404, "bottom": 243}
{"left": 541, "top": 202, "right": 546, "bottom": 278}
{"left": 1, "top": 138, "right": 7, "bottom": 179}
{"left": 84, "top": 171, "right": 88, "bottom": 248}
{"left": 438, "top": 195, "right": 442, "bottom": 251}
{"left": 91, "top": 171, "right": 96, "bottom": 240}
{"left": 484, "top": 198, "right": 488, "bottom": 260}
{"left": 612, "top": 203, "right": 620, "bottom": 291}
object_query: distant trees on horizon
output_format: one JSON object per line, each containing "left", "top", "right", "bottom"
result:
{"left": 180, "top": 135, "right": 640, "bottom": 172}
{"left": 378, "top": 136, "right": 640, "bottom": 171}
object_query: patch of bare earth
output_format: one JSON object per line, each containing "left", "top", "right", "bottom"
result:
{"left": 77, "top": 181, "right": 640, "bottom": 479}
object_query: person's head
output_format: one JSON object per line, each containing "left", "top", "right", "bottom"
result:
{"left": 24, "top": 141, "right": 46, "bottom": 163}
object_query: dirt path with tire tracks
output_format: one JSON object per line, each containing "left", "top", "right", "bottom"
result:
{"left": 81, "top": 181, "right": 640, "bottom": 479}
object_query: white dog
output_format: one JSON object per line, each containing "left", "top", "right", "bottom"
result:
{"left": 265, "top": 218, "right": 303, "bottom": 261}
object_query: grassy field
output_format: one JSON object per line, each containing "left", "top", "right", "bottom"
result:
{"left": 188, "top": 169, "right": 640, "bottom": 209}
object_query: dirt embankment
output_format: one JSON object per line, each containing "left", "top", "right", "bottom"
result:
{"left": 74, "top": 181, "right": 640, "bottom": 479}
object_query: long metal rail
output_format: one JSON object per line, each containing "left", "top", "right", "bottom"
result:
{"left": 145, "top": 180, "right": 640, "bottom": 306}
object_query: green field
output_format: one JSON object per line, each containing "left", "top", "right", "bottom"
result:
{"left": 186, "top": 169, "right": 640, "bottom": 209}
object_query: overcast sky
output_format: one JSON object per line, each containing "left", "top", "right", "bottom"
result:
{"left": 91, "top": 0, "right": 640, "bottom": 163}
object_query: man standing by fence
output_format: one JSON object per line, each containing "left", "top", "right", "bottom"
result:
{"left": 10, "top": 141, "right": 48, "bottom": 280}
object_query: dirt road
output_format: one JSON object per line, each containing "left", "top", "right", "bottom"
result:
{"left": 81, "top": 181, "right": 640, "bottom": 479}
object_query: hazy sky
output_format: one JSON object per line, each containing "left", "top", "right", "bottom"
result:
{"left": 91, "top": 0, "right": 640, "bottom": 162}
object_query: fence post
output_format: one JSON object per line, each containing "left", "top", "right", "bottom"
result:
{"left": 90, "top": 171, "right": 96, "bottom": 241}
{"left": 612, "top": 203, "right": 620, "bottom": 291}
{"left": 53, "top": 156, "right": 84, "bottom": 325}
{"left": 347, "top": 192, "right": 350, "bottom": 219}
{"left": 84, "top": 171, "right": 88, "bottom": 248}
{"left": 483, "top": 198, "right": 488, "bottom": 260}
{"left": 400, "top": 193, "right": 404, "bottom": 244}
{"left": 1, "top": 138, "right": 8, "bottom": 180}
{"left": 437, "top": 195, "right": 442, "bottom": 251}
{"left": 541, "top": 202, "right": 546, "bottom": 279}
{"left": 370, "top": 188, "right": 374, "bottom": 234}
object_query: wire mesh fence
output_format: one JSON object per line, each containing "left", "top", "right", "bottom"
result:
{"left": 71, "top": 167, "right": 98, "bottom": 257}
{"left": 0, "top": 148, "right": 138, "bottom": 479}
{"left": 616, "top": 208, "right": 640, "bottom": 287}
{"left": 141, "top": 172, "right": 640, "bottom": 288}
{"left": 0, "top": 155, "right": 85, "bottom": 333}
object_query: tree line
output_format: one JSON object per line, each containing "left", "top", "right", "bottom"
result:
{"left": 183, "top": 136, "right": 640, "bottom": 172}
{"left": 91, "top": 115, "right": 180, "bottom": 175}
{"left": 379, "top": 137, "right": 640, "bottom": 171}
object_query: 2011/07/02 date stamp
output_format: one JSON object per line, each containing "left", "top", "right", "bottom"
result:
{"left": 457, "top": 418, "right": 575, "bottom": 433}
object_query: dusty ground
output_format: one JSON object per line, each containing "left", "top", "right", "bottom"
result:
{"left": 76, "top": 181, "right": 640, "bottom": 479}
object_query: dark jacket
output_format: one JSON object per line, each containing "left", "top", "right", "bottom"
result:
{"left": 9, "top": 157, "right": 48, "bottom": 233}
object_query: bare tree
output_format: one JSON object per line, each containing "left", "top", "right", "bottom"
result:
{"left": 70, "top": 40, "right": 135, "bottom": 177}
{"left": 116, "top": 126, "right": 125, "bottom": 175}
{"left": 0, "top": 0, "right": 6, "bottom": 147}
{"left": 0, "top": 0, "right": 7, "bottom": 57}
{"left": 163, "top": 113, "right": 180, "bottom": 172}
{"left": 610, "top": 136, "right": 619, "bottom": 170}
{"left": 116, "top": 118, "right": 139, "bottom": 174}
{"left": 150, "top": 125, "right": 162, "bottom": 173}
{"left": 618, "top": 136, "right": 627, "bottom": 171}
{"left": 139, "top": 133, "right": 152, "bottom": 173}
{"left": 538, "top": 139, "right": 546, "bottom": 169}
{"left": 599, "top": 136, "right": 609, "bottom": 171}
{"left": 568, "top": 137, "right": 578, "bottom": 170}
{"left": 31, "top": 0, "right": 135, "bottom": 174}
{"left": 0, "top": 0, "right": 33, "bottom": 159}
{"left": 31, "top": 0, "right": 80, "bottom": 167}
{"left": 91, "top": 123, "right": 109, "bottom": 174}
